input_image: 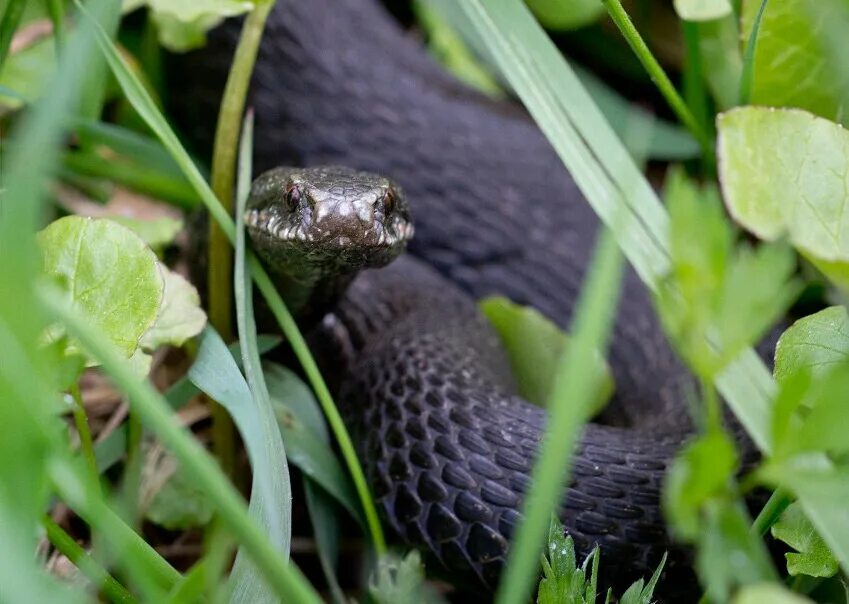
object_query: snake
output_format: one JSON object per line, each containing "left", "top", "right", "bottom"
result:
{"left": 167, "top": 0, "right": 762, "bottom": 597}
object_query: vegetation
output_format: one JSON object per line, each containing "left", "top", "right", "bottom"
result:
{"left": 4, "top": 0, "right": 849, "bottom": 602}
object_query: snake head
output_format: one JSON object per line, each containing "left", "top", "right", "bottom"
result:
{"left": 244, "top": 166, "right": 414, "bottom": 279}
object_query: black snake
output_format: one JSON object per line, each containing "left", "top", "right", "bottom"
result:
{"left": 168, "top": 0, "right": 762, "bottom": 596}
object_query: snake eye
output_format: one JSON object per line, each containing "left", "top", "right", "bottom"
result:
{"left": 284, "top": 185, "right": 301, "bottom": 211}
{"left": 383, "top": 189, "right": 395, "bottom": 214}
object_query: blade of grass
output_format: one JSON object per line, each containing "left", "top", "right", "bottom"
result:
{"left": 79, "top": 0, "right": 387, "bottom": 556}
{"left": 42, "top": 515, "right": 137, "bottom": 604}
{"left": 45, "top": 0, "right": 64, "bottom": 51}
{"left": 738, "top": 0, "right": 769, "bottom": 105}
{"left": 41, "top": 290, "right": 322, "bottom": 604}
{"left": 77, "top": 0, "right": 120, "bottom": 120}
{"left": 0, "top": 0, "right": 25, "bottom": 71}
{"left": 600, "top": 0, "right": 714, "bottom": 158}
{"left": 206, "top": 0, "right": 276, "bottom": 478}
{"left": 495, "top": 226, "right": 624, "bottom": 604}
{"left": 230, "top": 108, "right": 294, "bottom": 602}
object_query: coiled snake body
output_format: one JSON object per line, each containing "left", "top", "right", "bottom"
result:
{"left": 169, "top": 0, "right": 747, "bottom": 595}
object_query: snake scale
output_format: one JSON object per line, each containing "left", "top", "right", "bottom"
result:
{"left": 168, "top": 0, "right": 763, "bottom": 596}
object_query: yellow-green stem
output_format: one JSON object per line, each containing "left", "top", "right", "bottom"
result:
{"left": 42, "top": 515, "right": 137, "bottom": 604}
{"left": 601, "top": 0, "right": 714, "bottom": 159}
{"left": 207, "top": 1, "right": 275, "bottom": 477}
{"left": 70, "top": 382, "right": 99, "bottom": 487}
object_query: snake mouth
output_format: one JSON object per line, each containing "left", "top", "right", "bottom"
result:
{"left": 244, "top": 207, "right": 415, "bottom": 250}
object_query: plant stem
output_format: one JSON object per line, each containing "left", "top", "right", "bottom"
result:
{"left": 70, "top": 382, "right": 100, "bottom": 487}
{"left": 0, "top": 0, "right": 25, "bottom": 71}
{"left": 42, "top": 515, "right": 137, "bottom": 604}
{"left": 751, "top": 487, "right": 791, "bottom": 536}
{"left": 45, "top": 0, "right": 64, "bottom": 52}
{"left": 739, "top": 0, "right": 769, "bottom": 105}
{"left": 601, "top": 0, "right": 714, "bottom": 158}
{"left": 207, "top": 1, "right": 274, "bottom": 478}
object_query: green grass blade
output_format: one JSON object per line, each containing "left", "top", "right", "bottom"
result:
{"left": 738, "top": 0, "right": 769, "bottom": 105}
{"left": 45, "top": 0, "right": 64, "bottom": 50}
{"left": 495, "top": 226, "right": 625, "bottom": 604}
{"left": 230, "top": 109, "right": 294, "bottom": 602}
{"left": 0, "top": 0, "right": 25, "bottom": 70}
{"left": 77, "top": 0, "right": 387, "bottom": 555}
{"left": 41, "top": 292, "right": 322, "bottom": 604}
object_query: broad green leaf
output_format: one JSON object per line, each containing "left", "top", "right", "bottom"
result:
{"left": 674, "top": 0, "right": 732, "bottom": 21}
{"left": 142, "top": 446, "right": 215, "bottom": 530}
{"left": 39, "top": 216, "right": 164, "bottom": 359}
{"left": 480, "top": 296, "right": 613, "bottom": 410}
{"left": 718, "top": 107, "right": 849, "bottom": 290}
{"left": 111, "top": 216, "right": 183, "bottom": 252}
{"left": 664, "top": 430, "right": 738, "bottom": 539}
{"left": 139, "top": 268, "right": 206, "bottom": 351}
{"left": 125, "top": 0, "right": 252, "bottom": 51}
{"left": 732, "top": 584, "right": 813, "bottom": 604}
{"left": 525, "top": 0, "right": 604, "bottom": 30}
{"left": 303, "top": 481, "right": 346, "bottom": 604}
{"left": 742, "top": 0, "right": 848, "bottom": 123}
{"left": 774, "top": 306, "right": 849, "bottom": 383}
{"left": 771, "top": 503, "right": 838, "bottom": 578}
{"left": 368, "top": 551, "right": 442, "bottom": 604}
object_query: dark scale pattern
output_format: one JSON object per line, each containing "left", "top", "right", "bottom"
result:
{"left": 167, "top": 0, "right": 765, "bottom": 597}
{"left": 325, "top": 258, "right": 694, "bottom": 594}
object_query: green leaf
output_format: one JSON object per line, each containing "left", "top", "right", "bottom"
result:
{"left": 774, "top": 306, "right": 849, "bottom": 383}
{"left": 696, "top": 500, "right": 778, "bottom": 602}
{"left": 38, "top": 215, "right": 164, "bottom": 359}
{"left": 664, "top": 430, "right": 738, "bottom": 539}
{"left": 142, "top": 445, "right": 215, "bottom": 530}
{"left": 128, "top": 0, "right": 252, "bottom": 51}
{"left": 760, "top": 459, "right": 849, "bottom": 581}
{"left": 618, "top": 553, "right": 666, "bottom": 604}
{"left": 525, "top": 0, "right": 605, "bottom": 30}
{"left": 303, "top": 480, "right": 347, "bottom": 604}
{"left": 657, "top": 167, "right": 798, "bottom": 379}
{"left": 696, "top": 15, "right": 742, "bottom": 110}
{"left": 480, "top": 296, "right": 613, "bottom": 410}
{"left": 718, "top": 108, "right": 849, "bottom": 280}
{"left": 674, "top": 0, "right": 732, "bottom": 21}
{"left": 536, "top": 516, "right": 598, "bottom": 604}
{"left": 107, "top": 216, "right": 183, "bottom": 252}
{"left": 771, "top": 503, "right": 839, "bottom": 578}
{"left": 140, "top": 268, "right": 206, "bottom": 351}
{"left": 741, "top": 0, "right": 848, "bottom": 123}
{"left": 368, "top": 551, "right": 442, "bottom": 604}
{"left": 732, "top": 584, "right": 814, "bottom": 604}
{"left": 264, "top": 363, "right": 363, "bottom": 525}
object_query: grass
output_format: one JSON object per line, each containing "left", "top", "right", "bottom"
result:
{"left": 4, "top": 0, "right": 849, "bottom": 603}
